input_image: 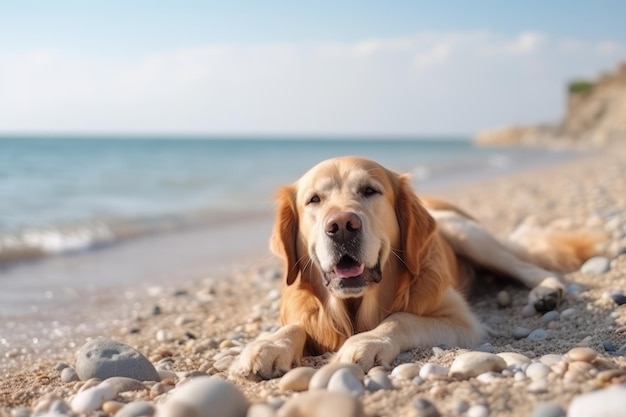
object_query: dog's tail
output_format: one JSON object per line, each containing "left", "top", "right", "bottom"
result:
{"left": 506, "top": 222, "right": 609, "bottom": 273}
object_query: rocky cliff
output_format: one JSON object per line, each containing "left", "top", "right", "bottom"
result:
{"left": 474, "top": 61, "right": 626, "bottom": 147}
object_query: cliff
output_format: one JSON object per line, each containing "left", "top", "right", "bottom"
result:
{"left": 474, "top": 61, "right": 626, "bottom": 147}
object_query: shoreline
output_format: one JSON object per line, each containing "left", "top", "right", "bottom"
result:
{"left": 1, "top": 144, "right": 625, "bottom": 416}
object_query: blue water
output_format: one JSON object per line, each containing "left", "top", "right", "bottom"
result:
{"left": 0, "top": 136, "right": 573, "bottom": 265}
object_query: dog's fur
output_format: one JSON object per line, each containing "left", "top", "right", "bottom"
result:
{"left": 230, "top": 156, "right": 605, "bottom": 379}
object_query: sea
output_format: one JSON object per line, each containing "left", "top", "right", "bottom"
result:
{"left": 0, "top": 136, "right": 576, "bottom": 315}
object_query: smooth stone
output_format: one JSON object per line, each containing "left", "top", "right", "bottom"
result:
{"left": 365, "top": 372, "right": 393, "bottom": 391}
{"left": 496, "top": 290, "right": 512, "bottom": 308}
{"left": 278, "top": 367, "right": 316, "bottom": 392}
{"left": 531, "top": 402, "right": 565, "bottom": 417}
{"left": 394, "top": 351, "right": 413, "bottom": 363}
{"left": 611, "top": 293, "right": 626, "bottom": 306}
{"left": 485, "top": 315, "right": 505, "bottom": 325}
{"left": 412, "top": 398, "right": 440, "bottom": 417}
{"left": 75, "top": 338, "right": 160, "bottom": 382}
{"left": 526, "top": 362, "right": 551, "bottom": 380}
{"left": 213, "top": 355, "right": 236, "bottom": 372}
{"left": 115, "top": 401, "right": 155, "bottom": 417}
{"left": 246, "top": 404, "right": 276, "bottom": 417}
{"left": 568, "top": 386, "right": 626, "bottom": 417}
{"left": 71, "top": 381, "right": 118, "bottom": 413}
{"left": 61, "top": 367, "right": 79, "bottom": 383}
{"left": 527, "top": 329, "right": 548, "bottom": 340}
{"left": 566, "top": 347, "right": 597, "bottom": 363}
{"left": 157, "top": 369, "right": 177, "bottom": 380}
{"left": 308, "top": 363, "right": 364, "bottom": 390}
{"left": 521, "top": 304, "right": 537, "bottom": 317}
{"left": 418, "top": 363, "right": 449, "bottom": 380}
{"left": 541, "top": 311, "right": 560, "bottom": 323}
{"left": 391, "top": 363, "right": 421, "bottom": 380}
{"left": 104, "top": 377, "right": 147, "bottom": 393}
{"left": 497, "top": 352, "right": 531, "bottom": 367}
{"left": 539, "top": 354, "right": 563, "bottom": 366}
{"left": 102, "top": 401, "right": 125, "bottom": 415}
{"left": 467, "top": 405, "right": 489, "bottom": 417}
{"left": 476, "top": 371, "right": 502, "bottom": 383}
{"left": 567, "top": 283, "right": 583, "bottom": 295}
{"left": 580, "top": 256, "right": 610, "bottom": 275}
{"left": 158, "top": 376, "right": 248, "bottom": 417}
{"left": 603, "top": 340, "right": 617, "bottom": 352}
{"left": 527, "top": 379, "right": 549, "bottom": 394}
{"left": 277, "top": 391, "right": 363, "bottom": 417}
{"left": 327, "top": 368, "right": 365, "bottom": 397}
{"left": 55, "top": 362, "right": 70, "bottom": 371}
{"left": 449, "top": 352, "right": 507, "bottom": 379}
{"left": 474, "top": 343, "right": 495, "bottom": 353}
{"left": 512, "top": 327, "right": 531, "bottom": 340}
{"left": 10, "top": 407, "right": 30, "bottom": 417}
{"left": 560, "top": 308, "right": 577, "bottom": 320}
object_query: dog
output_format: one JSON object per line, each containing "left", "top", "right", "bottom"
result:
{"left": 230, "top": 156, "right": 604, "bottom": 379}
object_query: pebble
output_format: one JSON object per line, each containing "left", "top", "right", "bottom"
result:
{"left": 568, "top": 385, "right": 626, "bottom": 417}
{"left": 54, "top": 362, "right": 70, "bottom": 372}
{"left": 527, "top": 379, "right": 549, "bottom": 394}
{"left": 278, "top": 367, "right": 317, "bottom": 392}
{"left": 566, "top": 347, "right": 597, "bottom": 363}
{"left": 364, "top": 372, "right": 393, "bottom": 391}
{"left": 530, "top": 402, "right": 566, "bottom": 417}
{"left": 497, "top": 352, "right": 531, "bottom": 367}
{"left": 449, "top": 352, "right": 507, "bottom": 379}
{"left": 474, "top": 343, "right": 495, "bottom": 353}
{"left": 512, "top": 326, "right": 531, "bottom": 340}
{"left": 71, "top": 381, "right": 117, "bottom": 413}
{"left": 10, "top": 407, "right": 30, "bottom": 417}
{"left": 101, "top": 400, "right": 125, "bottom": 415}
{"left": 527, "top": 329, "right": 549, "bottom": 340}
{"left": 525, "top": 362, "right": 551, "bottom": 380}
{"left": 485, "top": 314, "right": 505, "bottom": 325}
{"left": 521, "top": 304, "right": 537, "bottom": 317}
{"left": 213, "top": 355, "right": 236, "bottom": 372}
{"left": 327, "top": 368, "right": 365, "bottom": 397}
{"left": 418, "top": 363, "right": 449, "bottom": 380}
{"left": 541, "top": 310, "right": 560, "bottom": 323}
{"left": 247, "top": 404, "right": 276, "bottom": 417}
{"left": 580, "top": 256, "right": 610, "bottom": 275}
{"left": 115, "top": 401, "right": 155, "bottom": 417}
{"left": 308, "top": 363, "right": 364, "bottom": 390}
{"left": 603, "top": 340, "right": 616, "bottom": 352}
{"left": 412, "top": 398, "right": 440, "bottom": 417}
{"left": 560, "top": 308, "right": 577, "bottom": 320}
{"left": 476, "top": 371, "right": 502, "bottom": 383}
{"left": 104, "top": 376, "right": 147, "bottom": 393}
{"left": 611, "top": 292, "right": 626, "bottom": 305}
{"left": 496, "top": 290, "right": 512, "bottom": 308}
{"left": 539, "top": 354, "right": 563, "bottom": 366}
{"left": 75, "top": 338, "right": 160, "bottom": 382}
{"left": 467, "top": 405, "right": 489, "bottom": 417}
{"left": 394, "top": 351, "right": 413, "bottom": 363}
{"left": 391, "top": 363, "right": 421, "bottom": 379}
{"left": 277, "top": 390, "right": 364, "bottom": 417}
{"left": 567, "top": 283, "right": 583, "bottom": 295}
{"left": 157, "top": 376, "right": 248, "bottom": 417}
{"left": 60, "top": 367, "right": 79, "bottom": 383}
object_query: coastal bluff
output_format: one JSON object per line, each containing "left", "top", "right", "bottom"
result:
{"left": 474, "top": 61, "right": 626, "bottom": 147}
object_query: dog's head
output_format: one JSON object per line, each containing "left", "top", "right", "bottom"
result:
{"left": 271, "top": 156, "right": 436, "bottom": 299}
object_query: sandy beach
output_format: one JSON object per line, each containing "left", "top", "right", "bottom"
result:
{"left": 1, "top": 143, "right": 626, "bottom": 417}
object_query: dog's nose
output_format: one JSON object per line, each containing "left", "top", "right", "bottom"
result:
{"left": 325, "top": 211, "right": 362, "bottom": 242}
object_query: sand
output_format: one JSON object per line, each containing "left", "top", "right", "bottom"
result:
{"left": 1, "top": 143, "right": 626, "bottom": 416}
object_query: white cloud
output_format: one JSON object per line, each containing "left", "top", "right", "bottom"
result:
{"left": 0, "top": 32, "right": 624, "bottom": 135}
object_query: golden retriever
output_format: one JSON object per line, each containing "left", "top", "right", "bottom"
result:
{"left": 230, "top": 156, "right": 604, "bottom": 379}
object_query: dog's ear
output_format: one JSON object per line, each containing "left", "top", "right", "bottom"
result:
{"left": 395, "top": 174, "right": 436, "bottom": 275}
{"left": 270, "top": 185, "right": 300, "bottom": 285}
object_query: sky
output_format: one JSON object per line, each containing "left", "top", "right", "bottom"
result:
{"left": 1, "top": 1, "right": 625, "bottom": 137}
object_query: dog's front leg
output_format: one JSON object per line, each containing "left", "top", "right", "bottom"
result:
{"left": 229, "top": 323, "right": 307, "bottom": 380}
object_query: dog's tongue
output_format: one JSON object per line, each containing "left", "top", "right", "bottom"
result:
{"left": 334, "top": 263, "right": 365, "bottom": 279}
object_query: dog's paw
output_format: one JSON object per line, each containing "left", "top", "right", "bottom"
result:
{"left": 229, "top": 338, "right": 297, "bottom": 380}
{"left": 528, "top": 276, "right": 565, "bottom": 313}
{"left": 333, "top": 332, "right": 397, "bottom": 372}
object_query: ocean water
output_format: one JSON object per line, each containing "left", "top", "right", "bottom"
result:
{"left": 0, "top": 136, "right": 573, "bottom": 267}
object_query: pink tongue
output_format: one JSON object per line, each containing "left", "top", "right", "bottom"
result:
{"left": 334, "top": 263, "right": 365, "bottom": 279}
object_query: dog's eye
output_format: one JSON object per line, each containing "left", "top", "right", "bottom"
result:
{"left": 307, "top": 194, "right": 321, "bottom": 205}
{"left": 361, "top": 186, "right": 380, "bottom": 197}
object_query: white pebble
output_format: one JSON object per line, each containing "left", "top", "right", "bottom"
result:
{"left": 418, "top": 363, "right": 449, "bottom": 380}
{"left": 467, "top": 404, "right": 489, "bottom": 417}
{"left": 364, "top": 372, "right": 393, "bottom": 391}
{"left": 497, "top": 352, "right": 531, "bottom": 367}
{"left": 527, "top": 378, "right": 549, "bottom": 394}
{"left": 526, "top": 362, "right": 551, "bottom": 380}
{"left": 391, "top": 363, "right": 421, "bottom": 380}
{"left": 71, "top": 381, "right": 117, "bottom": 413}
{"left": 527, "top": 329, "right": 549, "bottom": 340}
{"left": 449, "top": 352, "right": 507, "bottom": 379}
{"left": 278, "top": 367, "right": 316, "bottom": 392}
{"left": 568, "top": 386, "right": 626, "bottom": 417}
{"left": 308, "top": 363, "right": 363, "bottom": 390}
{"left": 327, "top": 368, "right": 365, "bottom": 397}
{"left": 580, "top": 256, "right": 610, "bottom": 275}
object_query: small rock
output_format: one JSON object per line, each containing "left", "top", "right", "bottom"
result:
{"left": 497, "top": 352, "right": 531, "bottom": 367}
{"left": 391, "top": 363, "right": 421, "bottom": 380}
{"left": 247, "top": 404, "right": 276, "bottom": 417}
{"left": 157, "top": 376, "right": 248, "bottom": 417}
{"left": 213, "top": 355, "right": 236, "bottom": 372}
{"left": 75, "top": 338, "right": 160, "bottom": 382}
{"left": 521, "top": 304, "right": 537, "bottom": 317}
{"left": 541, "top": 311, "right": 560, "bottom": 324}
{"left": 527, "top": 329, "right": 549, "bottom": 340}
{"left": 101, "top": 400, "right": 125, "bottom": 415}
{"left": 603, "top": 340, "right": 616, "bottom": 352}
{"left": 277, "top": 391, "right": 363, "bottom": 417}
{"left": 278, "top": 367, "right": 316, "bottom": 392}
{"left": 61, "top": 367, "right": 79, "bottom": 383}
{"left": 476, "top": 371, "right": 502, "bottom": 383}
{"left": 104, "top": 376, "right": 146, "bottom": 393}
{"left": 485, "top": 315, "right": 505, "bottom": 325}
{"left": 567, "top": 283, "right": 583, "bottom": 294}
{"left": 327, "top": 368, "right": 365, "bottom": 396}
{"left": 566, "top": 347, "right": 597, "bottom": 363}
{"left": 364, "top": 372, "right": 393, "bottom": 391}
{"left": 474, "top": 343, "right": 495, "bottom": 353}
{"left": 539, "top": 354, "right": 563, "bottom": 366}
{"left": 467, "top": 404, "right": 489, "bottom": 417}
{"left": 560, "top": 308, "right": 577, "bottom": 320}
{"left": 449, "top": 352, "right": 507, "bottom": 379}
{"left": 10, "top": 407, "right": 30, "bottom": 417}
{"left": 580, "top": 256, "right": 610, "bottom": 275}
{"left": 496, "top": 290, "right": 512, "bottom": 308}
{"left": 512, "top": 327, "right": 531, "bottom": 340}
{"left": 412, "top": 398, "right": 440, "bottom": 417}
{"left": 308, "top": 363, "right": 364, "bottom": 390}
{"left": 611, "top": 293, "right": 626, "bottom": 306}
{"left": 526, "top": 362, "right": 551, "bottom": 380}
{"left": 54, "top": 362, "right": 70, "bottom": 372}
{"left": 527, "top": 378, "right": 549, "bottom": 394}
{"left": 530, "top": 402, "right": 566, "bottom": 417}
{"left": 115, "top": 401, "right": 155, "bottom": 417}
{"left": 394, "top": 351, "right": 413, "bottom": 363}
{"left": 71, "top": 381, "right": 117, "bottom": 413}
{"left": 418, "top": 363, "right": 449, "bottom": 380}
{"left": 568, "top": 385, "right": 626, "bottom": 417}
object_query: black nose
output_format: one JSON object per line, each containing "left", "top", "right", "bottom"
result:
{"left": 325, "top": 211, "right": 362, "bottom": 242}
